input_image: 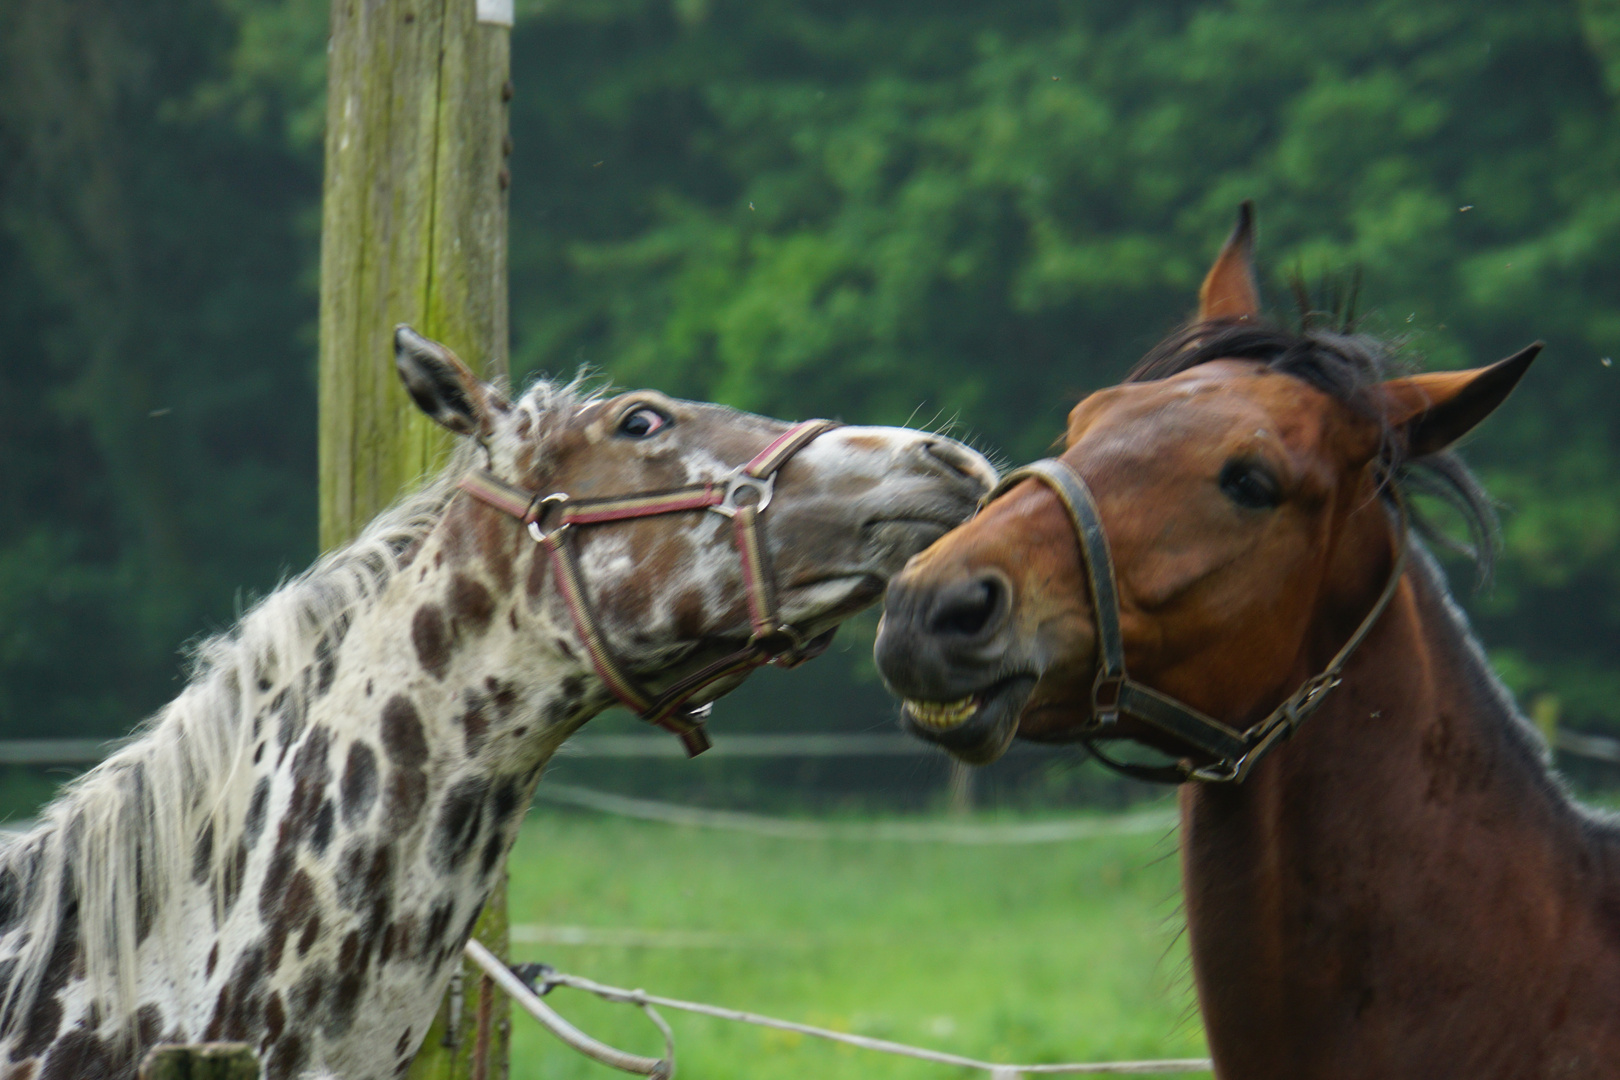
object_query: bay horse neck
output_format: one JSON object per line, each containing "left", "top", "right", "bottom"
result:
{"left": 1181, "top": 539, "right": 1620, "bottom": 1079}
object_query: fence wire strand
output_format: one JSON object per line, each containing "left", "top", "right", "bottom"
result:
{"left": 534, "top": 783, "right": 1180, "bottom": 844}
{"left": 464, "top": 939, "right": 1212, "bottom": 1078}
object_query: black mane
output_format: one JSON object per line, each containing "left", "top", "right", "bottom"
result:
{"left": 1127, "top": 319, "right": 1499, "bottom": 580}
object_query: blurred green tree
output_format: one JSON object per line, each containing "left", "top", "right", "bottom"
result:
{"left": 0, "top": 0, "right": 320, "bottom": 736}
{"left": 506, "top": 0, "right": 1620, "bottom": 736}
{"left": 2, "top": 0, "right": 1618, "bottom": 753}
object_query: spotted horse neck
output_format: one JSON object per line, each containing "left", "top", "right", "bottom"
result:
{"left": 0, "top": 327, "right": 995, "bottom": 1080}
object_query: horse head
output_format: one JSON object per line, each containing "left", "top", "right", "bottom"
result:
{"left": 398, "top": 326, "right": 997, "bottom": 747}
{"left": 873, "top": 205, "right": 1536, "bottom": 772}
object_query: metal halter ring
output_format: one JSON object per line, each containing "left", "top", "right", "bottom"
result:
{"left": 525, "top": 493, "right": 572, "bottom": 543}
{"left": 711, "top": 474, "right": 774, "bottom": 519}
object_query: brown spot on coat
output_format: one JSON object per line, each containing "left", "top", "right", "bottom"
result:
{"left": 37, "top": 1029, "right": 108, "bottom": 1080}
{"left": 293, "top": 968, "right": 325, "bottom": 1015}
{"left": 222, "top": 838, "right": 248, "bottom": 918}
{"left": 135, "top": 1003, "right": 164, "bottom": 1048}
{"left": 448, "top": 574, "right": 496, "bottom": 634}
{"left": 484, "top": 677, "right": 519, "bottom": 717}
{"left": 432, "top": 779, "right": 488, "bottom": 872}
{"left": 459, "top": 702, "right": 489, "bottom": 757}
{"left": 264, "top": 992, "right": 286, "bottom": 1046}
{"left": 285, "top": 726, "right": 333, "bottom": 844}
{"left": 297, "top": 913, "right": 321, "bottom": 958}
{"left": 265, "top": 1032, "right": 307, "bottom": 1080}
{"left": 341, "top": 741, "right": 380, "bottom": 825}
{"left": 243, "top": 777, "right": 272, "bottom": 849}
{"left": 384, "top": 767, "right": 427, "bottom": 829}
{"left": 324, "top": 972, "right": 365, "bottom": 1039}
{"left": 381, "top": 696, "right": 429, "bottom": 768}
{"left": 336, "top": 842, "right": 394, "bottom": 914}
{"left": 310, "top": 800, "right": 335, "bottom": 855}
{"left": 411, "top": 605, "right": 452, "bottom": 679}
{"left": 13, "top": 904, "right": 78, "bottom": 1061}
{"left": 191, "top": 821, "right": 215, "bottom": 885}
{"left": 265, "top": 870, "right": 317, "bottom": 973}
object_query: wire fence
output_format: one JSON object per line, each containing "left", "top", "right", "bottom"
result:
{"left": 534, "top": 781, "right": 1180, "bottom": 843}
{"left": 6, "top": 727, "right": 1620, "bottom": 766}
{"left": 464, "top": 939, "right": 1214, "bottom": 1079}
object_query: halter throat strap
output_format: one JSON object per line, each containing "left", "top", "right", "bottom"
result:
{"left": 458, "top": 419, "right": 840, "bottom": 756}
{"left": 987, "top": 458, "right": 1407, "bottom": 784}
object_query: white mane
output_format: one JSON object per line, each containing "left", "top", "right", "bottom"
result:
{"left": 0, "top": 375, "right": 588, "bottom": 1038}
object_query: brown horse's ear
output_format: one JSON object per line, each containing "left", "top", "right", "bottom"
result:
{"left": 394, "top": 325, "right": 506, "bottom": 437}
{"left": 1197, "top": 201, "right": 1260, "bottom": 322}
{"left": 1380, "top": 343, "right": 1541, "bottom": 457}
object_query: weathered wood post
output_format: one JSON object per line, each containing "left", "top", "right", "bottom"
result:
{"left": 318, "top": 0, "right": 514, "bottom": 1076}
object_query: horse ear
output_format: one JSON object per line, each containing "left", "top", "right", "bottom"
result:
{"left": 394, "top": 325, "right": 504, "bottom": 437}
{"left": 1380, "top": 343, "right": 1541, "bottom": 457}
{"left": 1197, "top": 201, "right": 1260, "bottom": 322}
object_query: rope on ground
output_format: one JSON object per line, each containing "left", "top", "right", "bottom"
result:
{"left": 532, "top": 783, "right": 1178, "bottom": 844}
{"left": 465, "top": 939, "right": 1210, "bottom": 1078}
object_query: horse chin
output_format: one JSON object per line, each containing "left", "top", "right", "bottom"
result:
{"left": 1010, "top": 698, "right": 1097, "bottom": 742}
{"left": 781, "top": 572, "right": 887, "bottom": 628}
{"left": 898, "top": 675, "right": 1037, "bottom": 765}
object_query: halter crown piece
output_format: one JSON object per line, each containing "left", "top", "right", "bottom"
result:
{"left": 983, "top": 458, "right": 1407, "bottom": 784}
{"left": 458, "top": 419, "right": 840, "bottom": 756}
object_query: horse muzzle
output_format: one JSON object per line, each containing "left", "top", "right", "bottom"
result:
{"left": 874, "top": 568, "right": 1040, "bottom": 764}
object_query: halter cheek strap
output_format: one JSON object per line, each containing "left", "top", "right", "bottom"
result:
{"left": 986, "top": 458, "right": 1407, "bottom": 784}
{"left": 458, "top": 419, "right": 840, "bottom": 757}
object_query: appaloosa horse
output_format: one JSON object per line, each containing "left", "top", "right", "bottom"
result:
{"left": 876, "top": 206, "right": 1620, "bottom": 1077}
{"left": 0, "top": 327, "right": 994, "bottom": 1080}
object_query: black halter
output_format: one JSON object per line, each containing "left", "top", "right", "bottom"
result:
{"left": 984, "top": 458, "right": 1408, "bottom": 784}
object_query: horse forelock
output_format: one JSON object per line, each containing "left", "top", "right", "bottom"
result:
{"left": 0, "top": 376, "right": 597, "bottom": 1047}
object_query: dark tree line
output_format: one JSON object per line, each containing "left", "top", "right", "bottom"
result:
{"left": 3, "top": 0, "right": 1619, "bottom": 758}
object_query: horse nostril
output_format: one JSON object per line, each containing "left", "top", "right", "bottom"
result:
{"left": 928, "top": 575, "right": 1006, "bottom": 639}
{"left": 922, "top": 438, "right": 994, "bottom": 489}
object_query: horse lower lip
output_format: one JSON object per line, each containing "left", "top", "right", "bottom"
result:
{"left": 903, "top": 695, "right": 981, "bottom": 730}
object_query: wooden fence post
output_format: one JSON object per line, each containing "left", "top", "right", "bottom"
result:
{"left": 318, "top": 0, "right": 513, "bottom": 1076}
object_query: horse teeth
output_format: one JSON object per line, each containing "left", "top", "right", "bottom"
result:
{"left": 904, "top": 696, "right": 980, "bottom": 730}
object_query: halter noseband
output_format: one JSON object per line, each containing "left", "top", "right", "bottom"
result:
{"left": 984, "top": 458, "right": 1407, "bottom": 784}
{"left": 458, "top": 419, "right": 840, "bottom": 757}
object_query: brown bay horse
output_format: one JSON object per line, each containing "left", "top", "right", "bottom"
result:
{"left": 874, "top": 206, "right": 1620, "bottom": 1077}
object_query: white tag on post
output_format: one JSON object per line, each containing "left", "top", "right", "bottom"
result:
{"left": 477, "top": 0, "right": 514, "bottom": 27}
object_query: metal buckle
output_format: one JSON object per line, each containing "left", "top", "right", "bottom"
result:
{"left": 1189, "top": 757, "right": 1243, "bottom": 783}
{"left": 710, "top": 473, "right": 775, "bottom": 518}
{"left": 1287, "top": 673, "right": 1342, "bottom": 726}
{"left": 1091, "top": 674, "right": 1123, "bottom": 727}
{"left": 760, "top": 624, "right": 806, "bottom": 664}
{"left": 525, "top": 493, "right": 571, "bottom": 543}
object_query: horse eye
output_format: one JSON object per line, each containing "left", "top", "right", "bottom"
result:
{"left": 1218, "top": 460, "right": 1282, "bottom": 510}
{"left": 617, "top": 407, "right": 669, "bottom": 438}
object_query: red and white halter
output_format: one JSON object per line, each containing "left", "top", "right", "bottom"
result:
{"left": 457, "top": 420, "right": 839, "bottom": 755}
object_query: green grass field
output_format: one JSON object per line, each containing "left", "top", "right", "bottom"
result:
{"left": 503, "top": 805, "right": 1209, "bottom": 1079}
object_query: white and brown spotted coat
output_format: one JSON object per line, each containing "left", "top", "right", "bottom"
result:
{"left": 0, "top": 334, "right": 994, "bottom": 1080}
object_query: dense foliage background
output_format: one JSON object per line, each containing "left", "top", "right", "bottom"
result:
{"left": 3, "top": 0, "right": 1618, "bottom": 771}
